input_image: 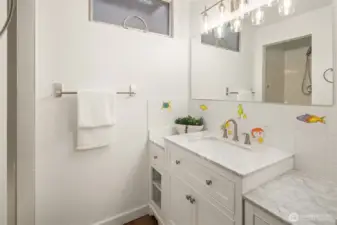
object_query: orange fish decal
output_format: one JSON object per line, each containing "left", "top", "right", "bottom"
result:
{"left": 251, "top": 128, "right": 264, "bottom": 138}
{"left": 251, "top": 128, "right": 265, "bottom": 144}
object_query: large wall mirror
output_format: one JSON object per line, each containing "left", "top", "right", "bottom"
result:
{"left": 190, "top": 0, "right": 334, "bottom": 106}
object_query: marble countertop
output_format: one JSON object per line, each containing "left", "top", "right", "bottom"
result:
{"left": 245, "top": 170, "right": 337, "bottom": 225}
{"left": 149, "top": 137, "right": 165, "bottom": 149}
{"left": 164, "top": 132, "right": 294, "bottom": 177}
{"left": 148, "top": 126, "right": 175, "bottom": 149}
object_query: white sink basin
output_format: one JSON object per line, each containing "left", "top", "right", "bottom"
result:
{"left": 203, "top": 136, "right": 252, "bottom": 150}
{"left": 187, "top": 133, "right": 252, "bottom": 151}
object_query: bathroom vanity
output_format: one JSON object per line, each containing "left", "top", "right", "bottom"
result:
{"left": 146, "top": 0, "right": 337, "bottom": 224}
{"left": 149, "top": 132, "right": 294, "bottom": 225}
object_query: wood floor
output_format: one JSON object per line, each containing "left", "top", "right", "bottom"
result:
{"left": 124, "top": 215, "right": 158, "bottom": 225}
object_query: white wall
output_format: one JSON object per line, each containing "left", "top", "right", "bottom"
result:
{"left": 190, "top": 0, "right": 337, "bottom": 184}
{"left": 284, "top": 46, "right": 312, "bottom": 105}
{"left": 191, "top": 31, "right": 254, "bottom": 100}
{"left": 35, "top": 0, "right": 189, "bottom": 225}
{"left": 264, "top": 46, "right": 285, "bottom": 103}
{"left": 0, "top": 0, "right": 7, "bottom": 224}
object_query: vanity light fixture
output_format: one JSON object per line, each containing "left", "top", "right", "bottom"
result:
{"left": 201, "top": 0, "right": 295, "bottom": 34}
{"left": 251, "top": 7, "right": 265, "bottom": 25}
{"left": 279, "top": 0, "right": 295, "bottom": 16}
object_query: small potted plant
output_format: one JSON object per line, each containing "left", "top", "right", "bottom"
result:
{"left": 175, "top": 115, "right": 204, "bottom": 134}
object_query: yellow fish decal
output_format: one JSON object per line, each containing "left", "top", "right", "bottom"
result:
{"left": 237, "top": 104, "right": 247, "bottom": 119}
{"left": 221, "top": 122, "right": 233, "bottom": 135}
{"left": 296, "top": 114, "right": 326, "bottom": 124}
{"left": 225, "top": 121, "right": 230, "bottom": 128}
{"left": 162, "top": 101, "right": 172, "bottom": 111}
{"left": 200, "top": 104, "right": 208, "bottom": 111}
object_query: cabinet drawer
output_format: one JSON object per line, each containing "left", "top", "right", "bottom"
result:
{"left": 185, "top": 160, "right": 235, "bottom": 214}
{"left": 149, "top": 142, "right": 165, "bottom": 169}
{"left": 169, "top": 144, "right": 189, "bottom": 174}
{"left": 196, "top": 193, "right": 235, "bottom": 225}
{"left": 168, "top": 142, "right": 235, "bottom": 214}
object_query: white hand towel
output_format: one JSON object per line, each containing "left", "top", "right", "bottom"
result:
{"left": 77, "top": 90, "right": 116, "bottom": 150}
{"left": 78, "top": 90, "right": 116, "bottom": 127}
{"left": 237, "top": 90, "right": 253, "bottom": 101}
{"left": 77, "top": 126, "right": 113, "bottom": 150}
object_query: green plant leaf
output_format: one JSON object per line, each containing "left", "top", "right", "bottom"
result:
{"left": 175, "top": 116, "right": 204, "bottom": 126}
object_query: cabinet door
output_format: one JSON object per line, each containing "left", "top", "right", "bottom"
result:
{"left": 245, "top": 201, "right": 288, "bottom": 225}
{"left": 169, "top": 176, "right": 193, "bottom": 225}
{"left": 195, "top": 193, "right": 235, "bottom": 225}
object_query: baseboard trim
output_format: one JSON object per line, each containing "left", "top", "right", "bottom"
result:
{"left": 93, "top": 205, "right": 150, "bottom": 225}
{"left": 149, "top": 203, "right": 165, "bottom": 225}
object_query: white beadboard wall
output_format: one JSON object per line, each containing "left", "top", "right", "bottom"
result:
{"left": 189, "top": 1, "right": 337, "bottom": 183}
{"left": 35, "top": 0, "right": 189, "bottom": 225}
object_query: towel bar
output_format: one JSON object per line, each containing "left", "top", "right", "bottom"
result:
{"left": 53, "top": 83, "right": 136, "bottom": 98}
{"left": 226, "top": 87, "right": 255, "bottom": 96}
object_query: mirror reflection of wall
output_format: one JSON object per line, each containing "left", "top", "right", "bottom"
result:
{"left": 190, "top": 0, "right": 334, "bottom": 106}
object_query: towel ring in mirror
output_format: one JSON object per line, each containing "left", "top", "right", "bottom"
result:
{"left": 323, "top": 68, "right": 334, "bottom": 84}
{"left": 123, "top": 15, "right": 149, "bottom": 33}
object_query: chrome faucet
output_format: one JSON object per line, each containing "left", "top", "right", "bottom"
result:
{"left": 224, "top": 119, "right": 239, "bottom": 142}
{"left": 242, "top": 133, "right": 251, "bottom": 145}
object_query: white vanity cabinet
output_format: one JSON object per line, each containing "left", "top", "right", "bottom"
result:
{"left": 169, "top": 176, "right": 194, "bottom": 225}
{"left": 166, "top": 142, "right": 240, "bottom": 225}
{"left": 244, "top": 201, "right": 289, "bottom": 225}
{"left": 149, "top": 141, "right": 167, "bottom": 225}
{"left": 195, "top": 191, "right": 235, "bottom": 225}
{"left": 163, "top": 136, "right": 294, "bottom": 225}
{"left": 169, "top": 176, "right": 235, "bottom": 225}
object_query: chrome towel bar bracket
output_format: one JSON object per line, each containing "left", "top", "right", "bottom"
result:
{"left": 53, "top": 83, "right": 136, "bottom": 98}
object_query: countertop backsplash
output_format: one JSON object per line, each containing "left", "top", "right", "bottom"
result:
{"left": 189, "top": 100, "right": 337, "bottom": 183}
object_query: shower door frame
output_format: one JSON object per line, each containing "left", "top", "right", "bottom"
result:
{"left": 0, "top": 0, "right": 8, "bottom": 224}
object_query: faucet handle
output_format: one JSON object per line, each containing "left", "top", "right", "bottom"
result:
{"left": 223, "top": 128, "right": 229, "bottom": 139}
{"left": 242, "top": 133, "right": 251, "bottom": 145}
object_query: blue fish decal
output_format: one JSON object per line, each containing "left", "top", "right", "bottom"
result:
{"left": 297, "top": 114, "right": 326, "bottom": 124}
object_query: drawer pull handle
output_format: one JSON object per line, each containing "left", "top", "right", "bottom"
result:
{"left": 190, "top": 198, "right": 196, "bottom": 204}
{"left": 186, "top": 195, "right": 192, "bottom": 201}
{"left": 175, "top": 160, "right": 181, "bottom": 165}
{"left": 206, "top": 180, "right": 213, "bottom": 186}
{"left": 154, "top": 156, "right": 158, "bottom": 159}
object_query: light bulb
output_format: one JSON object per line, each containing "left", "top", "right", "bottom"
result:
{"left": 279, "top": 0, "right": 295, "bottom": 16}
{"left": 251, "top": 8, "right": 264, "bottom": 25}
{"left": 239, "top": 0, "right": 247, "bottom": 14}
{"left": 215, "top": 25, "right": 225, "bottom": 39}
{"left": 203, "top": 11, "right": 209, "bottom": 33}
{"left": 267, "top": 0, "right": 276, "bottom": 7}
{"left": 219, "top": 0, "right": 225, "bottom": 20}
{"left": 231, "top": 18, "right": 242, "bottom": 33}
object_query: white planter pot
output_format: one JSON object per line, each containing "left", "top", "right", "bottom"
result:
{"left": 175, "top": 124, "right": 204, "bottom": 134}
